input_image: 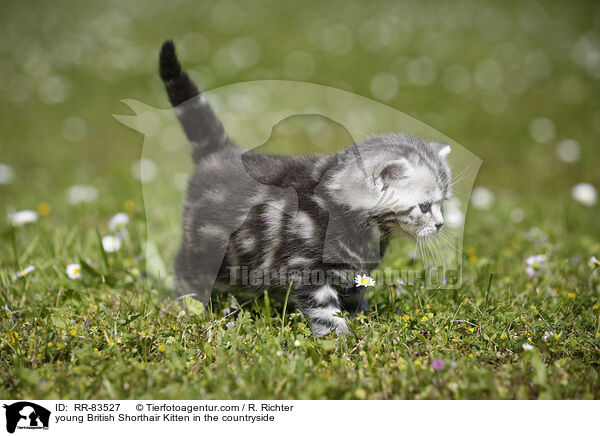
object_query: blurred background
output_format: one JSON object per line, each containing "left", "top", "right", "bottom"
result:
{"left": 2, "top": 0, "right": 600, "bottom": 401}
{"left": 1, "top": 0, "right": 599, "bottom": 244}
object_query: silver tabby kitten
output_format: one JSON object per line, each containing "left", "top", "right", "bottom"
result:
{"left": 159, "top": 41, "right": 452, "bottom": 336}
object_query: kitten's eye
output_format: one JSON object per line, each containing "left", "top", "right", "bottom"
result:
{"left": 419, "top": 202, "right": 432, "bottom": 213}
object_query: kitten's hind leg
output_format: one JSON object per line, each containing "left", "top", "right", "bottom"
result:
{"left": 296, "top": 285, "right": 349, "bottom": 336}
{"left": 174, "top": 243, "right": 226, "bottom": 306}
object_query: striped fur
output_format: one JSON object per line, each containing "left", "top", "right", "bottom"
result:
{"left": 160, "top": 41, "right": 452, "bottom": 336}
{"left": 160, "top": 41, "right": 227, "bottom": 163}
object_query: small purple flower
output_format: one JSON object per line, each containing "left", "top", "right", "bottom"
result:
{"left": 451, "top": 361, "right": 457, "bottom": 369}
{"left": 226, "top": 321, "right": 235, "bottom": 328}
{"left": 432, "top": 359, "right": 445, "bottom": 371}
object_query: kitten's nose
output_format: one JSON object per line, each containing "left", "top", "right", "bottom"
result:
{"left": 435, "top": 223, "right": 443, "bottom": 230}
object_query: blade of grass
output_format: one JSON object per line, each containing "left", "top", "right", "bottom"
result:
{"left": 484, "top": 272, "right": 493, "bottom": 310}
{"left": 10, "top": 227, "right": 19, "bottom": 268}
{"left": 96, "top": 227, "right": 109, "bottom": 269}
{"left": 263, "top": 290, "right": 272, "bottom": 327}
{"left": 280, "top": 277, "right": 294, "bottom": 335}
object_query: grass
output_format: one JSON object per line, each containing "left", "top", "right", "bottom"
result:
{"left": 1, "top": 0, "right": 600, "bottom": 399}
{"left": 1, "top": 201, "right": 599, "bottom": 399}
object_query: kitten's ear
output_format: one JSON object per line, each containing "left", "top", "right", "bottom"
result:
{"left": 431, "top": 141, "right": 451, "bottom": 158}
{"left": 377, "top": 159, "right": 412, "bottom": 185}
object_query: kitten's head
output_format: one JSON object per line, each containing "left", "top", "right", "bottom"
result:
{"left": 327, "top": 133, "right": 452, "bottom": 239}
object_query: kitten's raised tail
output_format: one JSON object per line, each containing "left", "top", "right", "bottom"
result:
{"left": 159, "top": 40, "right": 228, "bottom": 162}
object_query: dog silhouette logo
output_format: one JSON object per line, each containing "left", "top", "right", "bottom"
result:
{"left": 2, "top": 402, "right": 50, "bottom": 433}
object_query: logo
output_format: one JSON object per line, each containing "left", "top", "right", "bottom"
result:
{"left": 2, "top": 402, "right": 50, "bottom": 434}
{"left": 115, "top": 81, "right": 481, "bottom": 298}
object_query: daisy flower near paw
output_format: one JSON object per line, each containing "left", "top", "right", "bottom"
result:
{"left": 355, "top": 274, "right": 375, "bottom": 287}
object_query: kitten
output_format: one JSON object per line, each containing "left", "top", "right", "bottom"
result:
{"left": 159, "top": 41, "right": 452, "bottom": 336}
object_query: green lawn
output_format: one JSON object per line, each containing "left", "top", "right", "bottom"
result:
{"left": 1, "top": 0, "right": 600, "bottom": 399}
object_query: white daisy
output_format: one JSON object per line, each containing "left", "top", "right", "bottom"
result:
{"left": 571, "top": 183, "right": 597, "bottom": 207}
{"left": 525, "top": 254, "right": 546, "bottom": 278}
{"left": 470, "top": 186, "right": 495, "bottom": 210}
{"left": 102, "top": 235, "right": 122, "bottom": 253}
{"left": 13, "top": 265, "right": 35, "bottom": 280}
{"left": 0, "top": 163, "right": 15, "bottom": 185}
{"left": 108, "top": 212, "right": 129, "bottom": 231}
{"left": 522, "top": 343, "right": 534, "bottom": 351}
{"left": 542, "top": 331, "right": 559, "bottom": 341}
{"left": 395, "top": 278, "right": 404, "bottom": 296}
{"left": 355, "top": 274, "right": 376, "bottom": 287}
{"left": 68, "top": 184, "right": 98, "bottom": 204}
{"left": 8, "top": 210, "right": 39, "bottom": 227}
{"left": 66, "top": 263, "right": 82, "bottom": 279}
{"left": 526, "top": 254, "right": 546, "bottom": 266}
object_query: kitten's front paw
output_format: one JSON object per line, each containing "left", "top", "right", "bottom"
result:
{"left": 311, "top": 318, "right": 349, "bottom": 337}
{"left": 335, "top": 320, "right": 350, "bottom": 335}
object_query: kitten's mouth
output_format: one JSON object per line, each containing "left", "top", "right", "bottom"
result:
{"left": 417, "top": 227, "right": 440, "bottom": 238}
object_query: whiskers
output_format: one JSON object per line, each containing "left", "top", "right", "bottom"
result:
{"left": 416, "top": 229, "right": 462, "bottom": 271}
{"left": 449, "top": 160, "right": 478, "bottom": 188}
